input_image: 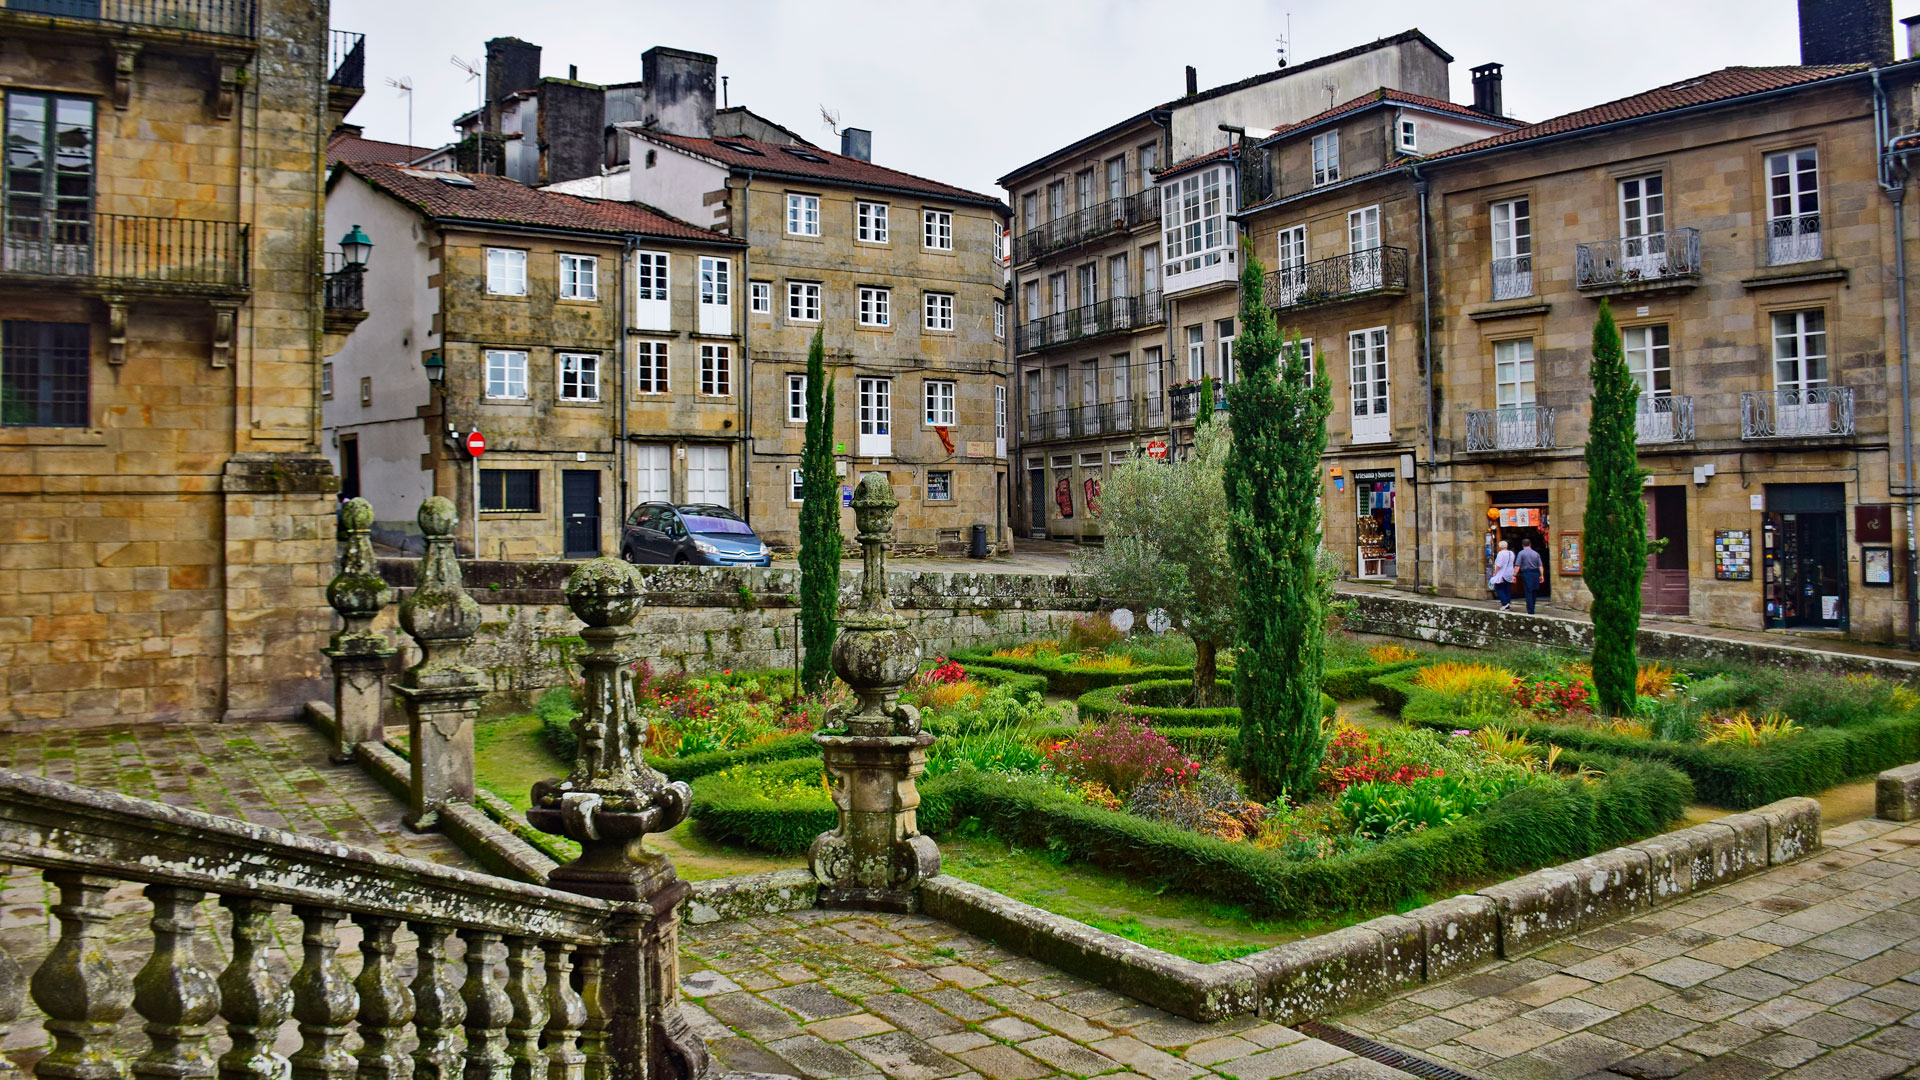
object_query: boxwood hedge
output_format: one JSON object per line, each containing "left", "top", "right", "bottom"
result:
{"left": 951, "top": 650, "right": 1200, "bottom": 695}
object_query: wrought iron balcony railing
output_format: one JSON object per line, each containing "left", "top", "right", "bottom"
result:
{"left": 1012, "top": 190, "right": 1159, "bottom": 265}
{"left": 1575, "top": 227, "right": 1701, "bottom": 291}
{"left": 1635, "top": 394, "right": 1695, "bottom": 444}
{"left": 1490, "top": 255, "right": 1532, "bottom": 301}
{"left": 0, "top": 0, "right": 255, "bottom": 37}
{"left": 1, "top": 211, "right": 249, "bottom": 292}
{"left": 1016, "top": 295, "right": 1145, "bottom": 354}
{"left": 1170, "top": 383, "right": 1227, "bottom": 423}
{"left": 329, "top": 28, "right": 365, "bottom": 89}
{"left": 1741, "top": 386, "right": 1854, "bottom": 439}
{"left": 1767, "top": 214, "right": 1821, "bottom": 266}
{"left": 1465, "top": 404, "right": 1558, "bottom": 452}
{"left": 324, "top": 253, "right": 365, "bottom": 312}
{"left": 1266, "top": 246, "right": 1409, "bottom": 311}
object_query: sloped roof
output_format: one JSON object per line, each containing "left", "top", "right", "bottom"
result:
{"left": 1264, "top": 87, "right": 1517, "bottom": 144}
{"left": 1158, "top": 144, "right": 1238, "bottom": 182}
{"left": 327, "top": 132, "right": 441, "bottom": 167}
{"left": 1426, "top": 65, "right": 1868, "bottom": 161}
{"left": 336, "top": 162, "right": 740, "bottom": 244}
{"left": 640, "top": 131, "right": 1004, "bottom": 209}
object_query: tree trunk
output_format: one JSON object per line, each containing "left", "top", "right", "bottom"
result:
{"left": 1193, "top": 639, "right": 1218, "bottom": 707}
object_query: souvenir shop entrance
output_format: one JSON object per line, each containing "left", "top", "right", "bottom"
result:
{"left": 1485, "top": 489, "right": 1551, "bottom": 599}
{"left": 1354, "top": 469, "right": 1397, "bottom": 579}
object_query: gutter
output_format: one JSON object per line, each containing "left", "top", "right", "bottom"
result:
{"left": 617, "top": 234, "right": 634, "bottom": 536}
{"left": 429, "top": 216, "right": 745, "bottom": 249}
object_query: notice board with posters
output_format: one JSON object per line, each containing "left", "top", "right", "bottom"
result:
{"left": 1714, "top": 529, "right": 1753, "bottom": 580}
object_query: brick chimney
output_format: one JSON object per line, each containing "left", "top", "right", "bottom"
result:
{"left": 1798, "top": 0, "right": 1893, "bottom": 65}
{"left": 1185, "top": 66, "right": 1198, "bottom": 97}
{"left": 1902, "top": 13, "right": 1920, "bottom": 59}
{"left": 841, "top": 127, "right": 871, "bottom": 161}
{"left": 1471, "top": 63, "right": 1504, "bottom": 117}
{"left": 484, "top": 37, "right": 541, "bottom": 131}
{"left": 641, "top": 46, "right": 717, "bottom": 139}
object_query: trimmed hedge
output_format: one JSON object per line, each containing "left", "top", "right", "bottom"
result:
{"left": 649, "top": 733, "right": 818, "bottom": 782}
{"left": 960, "top": 666, "right": 1051, "bottom": 698}
{"left": 1076, "top": 680, "right": 1336, "bottom": 735}
{"left": 1369, "top": 668, "right": 1920, "bottom": 808}
{"left": 686, "top": 753, "right": 1691, "bottom": 920}
{"left": 1321, "top": 657, "right": 1428, "bottom": 700}
{"left": 952, "top": 650, "right": 1199, "bottom": 695}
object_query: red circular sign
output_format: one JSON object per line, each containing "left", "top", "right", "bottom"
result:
{"left": 1145, "top": 439, "right": 1169, "bottom": 460}
{"left": 465, "top": 431, "right": 486, "bottom": 458}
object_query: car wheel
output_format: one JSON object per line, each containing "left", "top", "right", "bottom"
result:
{"left": 673, "top": 554, "right": 690, "bottom": 565}
{"left": 621, "top": 547, "right": 638, "bottom": 563}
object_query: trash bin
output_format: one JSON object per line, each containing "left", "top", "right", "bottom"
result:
{"left": 970, "top": 524, "right": 989, "bottom": 559}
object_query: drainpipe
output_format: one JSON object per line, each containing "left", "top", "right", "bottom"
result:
{"left": 741, "top": 171, "right": 754, "bottom": 525}
{"left": 1875, "top": 68, "right": 1918, "bottom": 649}
{"left": 1413, "top": 166, "right": 1436, "bottom": 593}
{"left": 617, "top": 235, "right": 633, "bottom": 534}
{"left": 1151, "top": 108, "right": 1178, "bottom": 448}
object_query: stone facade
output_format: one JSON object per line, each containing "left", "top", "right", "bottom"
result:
{"left": 0, "top": 1, "right": 343, "bottom": 729}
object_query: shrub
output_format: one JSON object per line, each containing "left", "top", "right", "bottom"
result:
{"left": 687, "top": 755, "right": 834, "bottom": 854}
{"left": 1637, "top": 663, "right": 1681, "bottom": 699}
{"left": 1415, "top": 662, "right": 1517, "bottom": 715}
{"left": 1127, "top": 771, "right": 1267, "bottom": 842}
{"left": 1473, "top": 726, "right": 1540, "bottom": 765}
{"left": 918, "top": 681, "right": 988, "bottom": 711}
{"left": 1064, "top": 613, "right": 1126, "bottom": 654}
{"left": 1316, "top": 722, "right": 1439, "bottom": 793}
{"left": 1509, "top": 676, "right": 1592, "bottom": 718}
{"left": 1367, "top": 644, "right": 1421, "bottom": 665}
{"left": 1047, "top": 717, "right": 1201, "bottom": 796}
{"left": 1702, "top": 711, "right": 1800, "bottom": 747}
{"left": 535, "top": 687, "right": 582, "bottom": 761}
{"left": 925, "top": 724, "right": 1047, "bottom": 778}
{"left": 1337, "top": 772, "right": 1531, "bottom": 840}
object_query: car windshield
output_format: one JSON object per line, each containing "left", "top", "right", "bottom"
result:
{"left": 682, "top": 514, "right": 752, "bottom": 536}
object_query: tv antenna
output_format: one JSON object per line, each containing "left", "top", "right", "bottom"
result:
{"left": 449, "top": 54, "right": 484, "bottom": 171}
{"left": 1323, "top": 75, "right": 1338, "bottom": 109}
{"left": 819, "top": 105, "right": 842, "bottom": 137}
{"left": 386, "top": 76, "right": 414, "bottom": 151}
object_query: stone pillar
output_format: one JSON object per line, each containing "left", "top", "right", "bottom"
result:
{"left": 528, "top": 558, "right": 706, "bottom": 1080}
{"left": 394, "top": 497, "right": 483, "bottom": 831}
{"left": 322, "top": 497, "right": 396, "bottom": 763}
{"left": 809, "top": 473, "right": 939, "bottom": 912}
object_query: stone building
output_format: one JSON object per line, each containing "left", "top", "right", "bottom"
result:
{"left": 321, "top": 162, "right": 746, "bottom": 560}
{"left": 0, "top": 1, "right": 356, "bottom": 729}
{"left": 1001, "top": 29, "right": 1462, "bottom": 540}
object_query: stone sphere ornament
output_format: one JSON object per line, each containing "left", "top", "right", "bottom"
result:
{"left": 1109, "top": 608, "right": 1135, "bottom": 634}
{"left": 565, "top": 557, "right": 645, "bottom": 628}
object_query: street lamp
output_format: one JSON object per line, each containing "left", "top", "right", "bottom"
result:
{"left": 423, "top": 351, "right": 444, "bottom": 384}
{"left": 338, "top": 224, "right": 373, "bottom": 267}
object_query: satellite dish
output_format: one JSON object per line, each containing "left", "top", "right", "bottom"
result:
{"left": 1146, "top": 609, "right": 1172, "bottom": 634}
{"left": 1109, "top": 608, "right": 1135, "bottom": 634}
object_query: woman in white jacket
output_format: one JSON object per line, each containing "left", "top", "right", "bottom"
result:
{"left": 1490, "top": 540, "right": 1516, "bottom": 611}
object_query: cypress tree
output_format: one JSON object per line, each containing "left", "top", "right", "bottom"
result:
{"left": 1226, "top": 239, "right": 1333, "bottom": 800}
{"left": 1584, "top": 299, "right": 1647, "bottom": 716}
{"left": 798, "top": 328, "right": 840, "bottom": 693}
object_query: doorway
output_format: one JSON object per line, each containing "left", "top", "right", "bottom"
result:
{"left": 1485, "top": 490, "right": 1551, "bottom": 599}
{"left": 1763, "top": 483, "right": 1846, "bottom": 629}
{"left": 562, "top": 470, "right": 601, "bottom": 559}
{"left": 1027, "top": 461, "right": 1047, "bottom": 538}
{"left": 338, "top": 435, "right": 361, "bottom": 501}
{"left": 1643, "top": 486, "right": 1689, "bottom": 616}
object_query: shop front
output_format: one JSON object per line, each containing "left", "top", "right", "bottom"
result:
{"left": 1763, "top": 482, "right": 1847, "bottom": 630}
{"left": 1483, "top": 489, "right": 1552, "bottom": 599}
{"left": 1353, "top": 468, "right": 1398, "bottom": 579}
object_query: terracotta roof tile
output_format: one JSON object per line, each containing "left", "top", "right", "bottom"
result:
{"left": 337, "top": 162, "right": 738, "bottom": 244}
{"left": 1269, "top": 87, "right": 1514, "bottom": 140}
{"left": 640, "top": 132, "right": 1004, "bottom": 208}
{"left": 327, "top": 132, "right": 439, "bottom": 166}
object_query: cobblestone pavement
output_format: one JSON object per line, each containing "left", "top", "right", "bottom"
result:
{"left": 683, "top": 818, "right": 1920, "bottom": 1080}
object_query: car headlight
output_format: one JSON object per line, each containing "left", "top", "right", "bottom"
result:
{"left": 693, "top": 539, "right": 719, "bottom": 555}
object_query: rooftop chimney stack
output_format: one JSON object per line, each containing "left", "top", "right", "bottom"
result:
{"left": 484, "top": 37, "right": 542, "bottom": 131}
{"left": 640, "top": 46, "right": 718, "bottom": 139}
{"left": 1185, "top": 66, "right": 1198, "bottom": 96}
{"left": 841, "top": 127, "right": 871, "bottom": 162}
{"left": 1797, "top": 0, "right": 1893, "bottom": 64}
{"left": 1470, "top": 63, "right": 1504, "bottom": 117}
{"left": 1902, "top": 13, "right": 1920, "bottom": 58}
{"left": 568, "top": 64, "right": 577, "bottom": 80}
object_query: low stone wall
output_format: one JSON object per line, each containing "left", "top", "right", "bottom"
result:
{"left": 370, "top": 559, "right": 1096, "bottom": 694}
{"left": 1343, "top": 588, "right": 1920, "bottom": 681}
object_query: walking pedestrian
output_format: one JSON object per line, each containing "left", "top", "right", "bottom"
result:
{"left": 1490, "top": 540, "right": 1515, "bottom": 610}
{"left": 1516, "top": 537, "right": 1544, "bottom": 614}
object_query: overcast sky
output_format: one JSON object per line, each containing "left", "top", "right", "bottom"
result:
{"left": 332, "top": 0, "right": 1872, "bottom": 198}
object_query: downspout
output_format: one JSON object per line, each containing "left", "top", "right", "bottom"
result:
{"left": 1151, "top": 108, "right": 1178, "bottom": 447}
{"left": 617, "top": 234, "right": 633, "bottom": 533}
{"left": 741, "top": 171, "right": 754, "bottom": 524}
{"left": 1413, "top": 166, "right": 1435, "bottom": 593}
{"left": 1874, "top": 68, "right": 1918, "bottom": 649}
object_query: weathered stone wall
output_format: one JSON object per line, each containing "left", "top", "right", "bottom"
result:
{"left": 371, "top": 559, "right": 1096, "bottom": 694}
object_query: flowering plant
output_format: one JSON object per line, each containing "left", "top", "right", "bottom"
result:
{"left": 1509, "top": 676, "right": 1592, "bottom": 718}
{"left": 1046, "top": 716, "right": 1200, "bottom": 796}
{"left": 1316, "top": 721, "right": 1439, "bottom": 793}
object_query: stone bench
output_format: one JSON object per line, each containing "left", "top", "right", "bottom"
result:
{"left": 1877, "top": 762, "right": 1920, "bottom": 821}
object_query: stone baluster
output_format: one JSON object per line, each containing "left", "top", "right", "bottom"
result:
{"left": 460, "top": 930, "right": 512, "bottom": 1078}
{"left": 527, "top": 558, "right": 706, "bottom": 1080}
{"left": 217, "top": 896, "right": 290, "bottom": 1080}
{"left": 409, "top": 922, "right": 465, "bottom": 1080}
{"left": 288, "top": 907, "right": 357, "bottom": 1080}
{"left": 324, "top": 496, "right": 397, "bottom": 763}
{"left": 395, "top": 496, "right": 484, "bottom": 830}
{"left": 0, "top": 879, "right": 22, "bottom": 1080}
{"left": 543, "top": 942, "right": 588, "bottom": 1080}
{"left": 576, "top": 944, "right": 610, "bottom": 1080}
{"left": 31, "top": 872, "right": 130, "bottom": 1080}
{"left": 351, "top": 915, "right": 413, "bottom": 1080}
{"left": 132, "top": 885, "right": 219, "bottom": 1080}
{"left": 505, "top": 937, "right": 549, "bottom": 1080}
{"left": 809, "top": 473, "right": 939, "bottom": 911}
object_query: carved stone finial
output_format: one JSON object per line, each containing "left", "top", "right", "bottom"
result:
{"left": 324, "top": 497, "right": 396, "bottom": 763}
{"left": 395, "top": 496, "right": 485, "bottom": 830}
{"left": 399, "top": 497, "right": 481, "bottom": 685}
{"left": 849, "top": 472, "right": 900, "bottom": 624}
{"left": 529, "top": 558, "right": 690, "bottom": 901}
{"left": 827, "top": 474, "right": 922, "bottom": 737}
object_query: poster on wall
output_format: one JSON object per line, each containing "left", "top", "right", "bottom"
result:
{"left": 1558, "top": 533, "right": 1583, "bottom": 576}
{"left": 1714, "top": 529, "right": 1754, "bottom": 580}
{"left": 1864, "top": 546, "right": 1894, "bottom": 586}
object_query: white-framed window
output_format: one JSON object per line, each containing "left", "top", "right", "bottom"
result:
{"left": 858, "top": 286, "right": 891, "bottom": 327}
{"left": 1186, "top": 324, "right": 1204, "bottom": 381}
{"left": 321, "top": 363, "right": 333, "bottom": 398}
{"left": 786, "top": 374, "right": 807, "bottom": 423}
{"left": 1397, "top": 118, "right": 1417, "bottom": 154}
{"left": 698, "top": 256, "right": 731, "bottom": 335}
{"left": 633, "top": 444, "right": 670, "bottom": 504}
{"left": 1491, "top": 198, "right": 1532, "bottom": 300}
{"left": 1348, "top": 204, "right": 1383, "bottom": 290}
{"left": 1620, "top": 174, "right": 1666, "bottom": 274}
{"left": 923, "top": 208, "right": 954, "bottom": 251}
{"left": 924, "top": 292, "right": 954, "bottom": 332}
{"left": 558, "top": 352, "right": 600, "bottom": 402}
{"left": 486, "top": 248, "right": 527, "bottom": 296}
{"left": 1137, "top": 141, "right": 1159, "bottom": 192}
{"left": 787, "top": 281, "right": 821, "bottom": 322}
{"left": 1047, "top": 180, "right": 1065, "bottom": 222}
{"left": 1142, "top": 244, "right": 1160, "bottom": 295}
{"left": 1494, "top": 339, "right": 1536, "bottom": 408}
{"left": 1217, "top": 318, "right": 1236, "bottom": 384}
{"left": 924, "top": 379, "right": 956, "bottom": 426}
{"left": 558, "top": 253, "right": 598, "bottom": 300}
{"left": 994, "top": 384, "right": 1007, "bottom": 452}
{"left": 634, "top": 340, "right": 668, "bottom": 395}
{"left": 1312, "top": 132, "right": 1340, "bottom": 187}
{"left": 1348, "top": 327, "right": 1389, "bottom": 443}
{"left": 1022, "top": 280, "right": 1040, "bottom": 321}
{"left": 1767, "top": 147, "right": 1821, "bottom": 265}
{"left": 858, "top": 376, "right": 892, "bottom": 456}
{"left": 485, "top": 349, "right": 528, "bottom": 399}
{"left": 857, "top": 201, "right": 890, "bottom": 243}
{"left": 790, "top": 469, "right": 805, "bottom": 503}
{"left": 787, "top": 192, "right": 821, "bottom": 236}
{"left": 993, "top": 299, "right": 1006, "bottom": 341}
{"left": 1274, "top": 224, "right": 1307, "bottom": 306}
{"left": 634, "top": 250, "right": 669, "bottom": 330}
{"left": 359, "top": 376, "right": 371, "bottom": 406}
{"left": 699, "top": 343, "right": 732, "bottom": 397}
{"left": 749, "top": 280, "right": 771, "bottom": 314}
{"left": 1623, "top": 325, "right": 1671, "bottom": 397}
{"left": 1020, "top": 193, "right": 1039, "bottom": 234}
{"left": 1162, "top": 164, "right": 1235, "bottom": 278}
{"left": 926, "top": 471, "right": 953, "bottom": 501}
{"left": 1772, "top": 309, "right": 1828, "bottom": 390}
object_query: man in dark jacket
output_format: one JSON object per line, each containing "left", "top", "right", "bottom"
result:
{"left": 1515, "top": 538, "right": 1544, "bottom": 614}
